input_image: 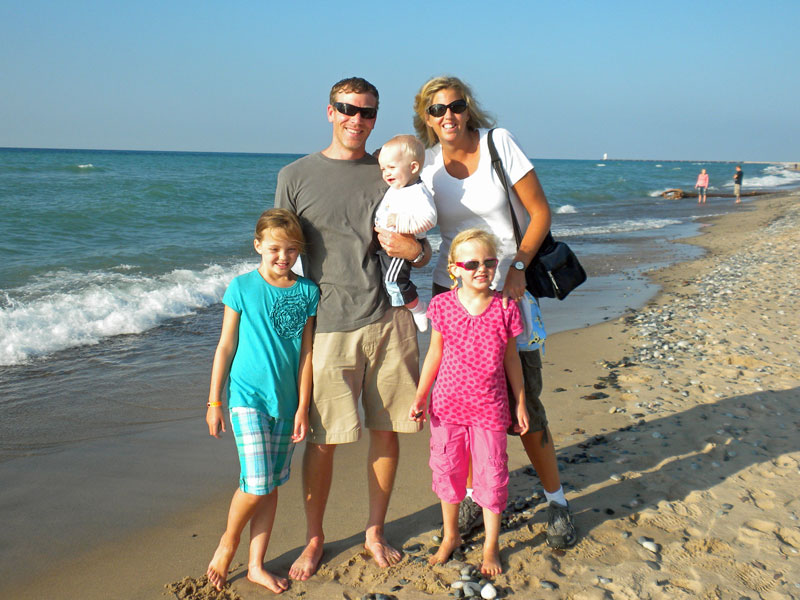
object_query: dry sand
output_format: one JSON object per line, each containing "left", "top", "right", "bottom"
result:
{"left": 4, "top": 193, "right": 798, "bottom": 599}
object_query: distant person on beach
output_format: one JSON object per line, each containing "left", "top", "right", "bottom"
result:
{"left": 695, "top": 168, "right": 709, "bottom": 204}
{"left": 375, "top": 134, "right": 437, "bottom": 332}
{"left": 275, "top": 76, "right": 430, "bottom": 580}
{"left": 734, "top": 165, "right": 743, "bottom": 203}
{"left": 205, "top": 208, "right": 318, "bottom": 593}
{"left": 414, "top": 75, "right": 577, "bottom": 549}
{"left": 410, "top": 228, "right": 529, "bottom": 575}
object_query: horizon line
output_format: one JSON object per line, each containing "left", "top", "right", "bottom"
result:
{"left": 2, "top": 146, "right": 790, "bottom": 164}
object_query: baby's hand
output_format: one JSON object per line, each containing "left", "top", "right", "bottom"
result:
{"left": 386, "top": 213, "right": 397, "bottom": 228}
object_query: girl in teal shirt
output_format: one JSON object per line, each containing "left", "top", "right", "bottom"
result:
{"left": 205, "top": 208, "right": 318, "bottom": 593}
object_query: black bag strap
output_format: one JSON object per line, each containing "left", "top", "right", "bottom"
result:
{"left": 487, "top": 128, "right": 523, "bottom": 248}
{"left": 487, "top": 128, "right": 555, "bottom": 255}
{"left": 486, "top": 129, "right": 556, "bottom": 263}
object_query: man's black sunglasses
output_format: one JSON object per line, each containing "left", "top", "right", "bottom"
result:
{"left": 426, "top": 99, "right": 468, "bottom": 118}
{"left": 333, "top": 102, "right": 378, "bottom": 120}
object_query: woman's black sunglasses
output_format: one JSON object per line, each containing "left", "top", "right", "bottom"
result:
{"left": 426, "top": 99, "right": 468, "bottom": 118}
{"left": 333, "top": 102, "right": 377, "bottom": 120}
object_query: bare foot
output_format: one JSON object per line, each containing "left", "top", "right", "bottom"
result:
{"left": 364, "top": 533, "right": 402, "bottom": 568}
{"left": 207, "top": 535, "right": 238, "bottom": 591}
{"left": 480, "top": 544, "right": 503, "bottom": 576}
{"left": 248, "top": 564, "right": 289, "bottom": 594}
{"left": 428, "top": 533, "right": 462, "bottom": 566}
{"left": 289, "top": 538, "right": 323, "bottom": 581}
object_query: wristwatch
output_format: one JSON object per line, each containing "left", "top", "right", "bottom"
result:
{"left": 411, "top": 248, "right": 426, "bottom": 264}
{"left": 512, "top": 260, "right": 526, "bottom": 271}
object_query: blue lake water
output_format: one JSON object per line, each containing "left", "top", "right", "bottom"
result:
{"left": 1, "top": 147, "right": 797, "bottom": 459}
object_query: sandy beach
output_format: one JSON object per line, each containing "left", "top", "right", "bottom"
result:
{"left": 2, "top": 192, "right": 798, "bottom": 599}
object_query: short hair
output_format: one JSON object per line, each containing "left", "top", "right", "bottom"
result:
{"left": 255, "top": 208, "right": 305, "bottom": 252}
{"left": 413, "top": 76, "right": 495, "bottom": 148}
{"left": 448, "top": 228, "right": 499, "bottom": 288}
{"left": 381, "top": 134, "right": 425, "bottom": 166}
{"left": 329, "top": 76, "right": 379, "bottom": 109}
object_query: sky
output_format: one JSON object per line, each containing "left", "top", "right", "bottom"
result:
{"left": 2, "top": 1, "right": 798, "bottom": 161}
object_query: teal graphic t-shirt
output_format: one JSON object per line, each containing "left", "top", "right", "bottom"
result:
{"left": 223, "top": 270, "right": 319, "bottom": 419}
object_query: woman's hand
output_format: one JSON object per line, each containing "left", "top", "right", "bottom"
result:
{"left": 375, "top": 227, "right": 422, "bottom": 261}
{"left": 206, "top": 405, "right": 226, "bottom": 438}
{"left": 502, "top": 267, "right": 527, "bottom": 308}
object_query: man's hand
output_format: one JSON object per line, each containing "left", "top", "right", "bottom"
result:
{"left": 375, "top": 227, "right": 422, "bottom": 261}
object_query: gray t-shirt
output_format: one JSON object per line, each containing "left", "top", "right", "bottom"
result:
{"left": 275, "top": 152, "right": 389, "bottom": 333}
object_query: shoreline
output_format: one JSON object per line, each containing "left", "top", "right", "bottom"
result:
{"left": 2, "top": 191, "right": 798, "bottom": 599}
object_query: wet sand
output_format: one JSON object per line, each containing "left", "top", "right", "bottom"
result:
{"left": 2, "top": 192, "right": 798, "bottom": 599}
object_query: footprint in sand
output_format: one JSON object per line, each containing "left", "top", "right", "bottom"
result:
{"left": 746, "top": 488, "right": 777, "bottom": 510}
{"left": 773, "top": 455, "right": 798, "bottom": 469}
{"left": 735, "top": 561, "right": 778, "bottom": 594}
{"left": 572, "top": 536, "right": 607, "bottom": 560}
{"left": 775, "top": 526, "right": 800, "bottom": 549}
{"left": 683, "top": 537, "right": 735, "bottom": 559}
{"left": 742, "top": 518, "right": 776, "bottom": 534}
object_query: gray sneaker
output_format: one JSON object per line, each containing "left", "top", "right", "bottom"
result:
{"left": 545, "top": 501, "right": 577, "bottom": 549}
{"left": 457, "top": 496, "right": 483, "bottom": 537}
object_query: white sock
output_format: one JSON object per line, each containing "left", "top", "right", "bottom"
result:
{"left": 544, "top": 487, "right": 567, "bottom": 507}
{"left": 408, "top": 300, "right": 428, "bottom": 332}
{"left": 466, "top": 488, "right": 474, "bottom": 500}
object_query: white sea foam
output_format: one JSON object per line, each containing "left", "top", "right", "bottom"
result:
{"left": 554, "top": 218, "right": 681, "bottom": 238}
{"left": 556, "top": 204, "right": 577, "bottom": 214}
{"left": 596, "top": 163, "right": 606, "bottom": 167}
{"left": 690, "top": 212, "right": 727, "bottom": 220}
{"left": 649, "top": 188, "right": 670, "bottom": 197}
{"left": 723, "top": 164, "right": 800, "bottom": 189}
{"left": 77, "top": 164, "right": 94, "bottom": 169}
{"left": 0, "top": 262, "right": 253, "bottom": 366}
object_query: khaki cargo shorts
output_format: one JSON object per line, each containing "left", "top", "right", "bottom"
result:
{"left": 308, "top": 308, "right": 421, "bottom": 444}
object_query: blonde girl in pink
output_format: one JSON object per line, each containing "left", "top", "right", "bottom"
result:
{"left": 695, "top": 168, "right": 709, "bottom": 204}
{"left": 409, "top": 228, "right": 529, "bottom": 576}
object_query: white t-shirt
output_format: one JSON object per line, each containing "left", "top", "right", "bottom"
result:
{"left": 374, "top": 180, "right": 437, "bottom": 238}
{"left": 420, "top": 128, "right": 534, "bottom": 290}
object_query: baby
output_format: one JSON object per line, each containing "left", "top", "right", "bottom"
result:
{"left": 375, "top": 134, "right": 437, "bottom": 332}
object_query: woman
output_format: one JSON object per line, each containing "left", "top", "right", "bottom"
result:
{"left": 413, "top": 76, "right": 577, "bottom": 550}
{"left": 695, "top": 168, "right": 709, "bottom": 204}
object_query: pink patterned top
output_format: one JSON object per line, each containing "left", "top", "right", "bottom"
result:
{"left": 428, "top": 290, "right": 523, "bottom": 431}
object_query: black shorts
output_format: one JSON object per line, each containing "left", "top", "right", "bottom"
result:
{"left": 510, "top": 349, "right": 548, "bottom": 435}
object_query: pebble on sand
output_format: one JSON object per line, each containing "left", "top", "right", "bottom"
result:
{"left": 480, "top": 583, "right": 498, "bottom": 599}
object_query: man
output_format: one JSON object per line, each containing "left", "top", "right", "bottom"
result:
{"left": 733, "top": 165, "right": 743, "bottom": 203}
{"left": 275, "top": 77, "right": 430, "bottom": 580}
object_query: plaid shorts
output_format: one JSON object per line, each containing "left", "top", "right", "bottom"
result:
{"left": 229, "top": 407, "right": 296, "bottom": 495}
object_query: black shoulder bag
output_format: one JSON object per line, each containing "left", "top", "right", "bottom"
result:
{"left": 487, "top": 128, "right": 587, "bottom": 300}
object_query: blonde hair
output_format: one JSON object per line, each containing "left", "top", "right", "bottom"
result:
{"left": 413, "top": 76, "right": 495, "bottom": 148}
{"left": 447, "top": 228, "right": 499, "bottom": 289}
{"left": 255, "top": 208, "right": 305, "bottom": 253}
{"left": 382, "top": 134, "right": 425, "bottom": 166}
